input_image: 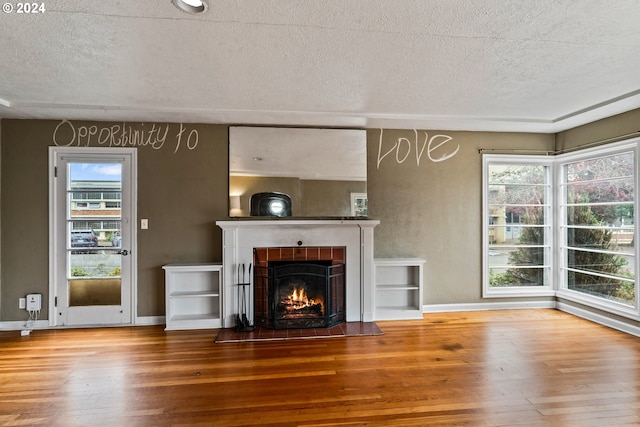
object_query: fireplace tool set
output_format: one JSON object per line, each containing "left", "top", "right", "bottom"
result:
{"left": 235, "top": 263, "right": 255, "bottom": 332}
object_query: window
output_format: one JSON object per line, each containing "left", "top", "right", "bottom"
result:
{"left": 103, "top": 192, "right": 121, "bottom": 200}
{"left": 103, "top": 221, "right": 121, "bottom": 230}
{"left": 483, "top": 156, "right": 553, "bottom": 296}
{"left": 483, "top": 140, "right": 639, "bottom": 319}
{"left": 75, "top": 202, "right": 101, "bottom": 209}
{"left": 558, "top": 146, "right": 637, "bottom": 313}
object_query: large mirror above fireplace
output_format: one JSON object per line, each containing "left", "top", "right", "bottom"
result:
{"left": 229, "top": 126, "right": 367, "bottom": 218}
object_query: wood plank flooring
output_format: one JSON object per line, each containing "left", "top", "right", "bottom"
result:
{"left": 1, "top": 309, "right": 639, "bottom": 426}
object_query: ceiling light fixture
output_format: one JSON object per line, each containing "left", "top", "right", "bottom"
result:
{"left": 172, "top": 0, "right": 207, "bottom": 14}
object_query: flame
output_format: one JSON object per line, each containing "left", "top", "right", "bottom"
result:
{"left": 282, "top": 287, "right": 323, "bottom": 313}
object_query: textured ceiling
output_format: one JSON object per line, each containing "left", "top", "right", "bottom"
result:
{"left": 1, "top": 1, "right": 639, "bottom": 132}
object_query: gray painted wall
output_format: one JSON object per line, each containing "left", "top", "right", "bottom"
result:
{"left": 0, "top": 120, "right": 228, "bottom": 320}
{"left": 367, "top": 129, "right": 553, "bottom": 303}
{"left": 0, "top": 112, "right": 638, "bottom": 324}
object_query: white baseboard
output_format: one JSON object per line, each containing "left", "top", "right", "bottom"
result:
{"left": 0, "top": 320, "right": 50, "bottom": 331}
{"left": 423, "top": 300, "right": 557, "bottom": 313}
{"left": 135, "top": 316, "right": 166, "bottom": 326}
{"left": 422, "top": 301, "right": 640, "bottom": 338}
{"left": 556, "top": 301, "right": 640, "bottom": 338}
{"left": 0, "top": 317, "right": 165, "bottom": 331}
{"left": 3, "top": 306, "right": 638, "bottom": 338}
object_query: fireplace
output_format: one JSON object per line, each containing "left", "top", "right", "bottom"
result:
{"left": 257, "top": 262, "right": 344, "bottom": 329}
{"left": 253, "top": 246, "right": 346, "bottom": 329}
{"left": 216, "top": 219, "right": 379, "bottom": 328}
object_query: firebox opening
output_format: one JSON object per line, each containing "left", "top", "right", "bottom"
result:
{"left": 276, "top": 279, "right": 325, "bottom": 319}
{"left": 254, "top": 256, "right": 346, "bottom": 330}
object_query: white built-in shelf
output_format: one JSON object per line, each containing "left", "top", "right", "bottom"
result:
{"left": 170, "top": 291, "right": 220, "bottom": 298}
{"left": 162, "top": 263, "right": 223, "bottom": 330}
{"left": 374, "top": 258, "right": 425, "bottom": 320}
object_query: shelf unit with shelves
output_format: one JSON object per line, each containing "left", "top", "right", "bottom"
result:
{"left": 162, "top": 263, "right": 223, "bottom": 330}
{"left": 374, "top": 258, "right": 425, "bottom": 320}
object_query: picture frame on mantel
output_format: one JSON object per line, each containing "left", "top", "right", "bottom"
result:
{"left": 351, "top": 193, "right": 368, "bottom": 217}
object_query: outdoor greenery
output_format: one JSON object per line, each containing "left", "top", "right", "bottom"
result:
{"left": 494, "top": 208, "right": 545, "bottom": 286}
{"left": 71, "top": 266, "right": 89, "bottom": 277}
{"left": 565, "top": 203, "right": 632, "bottom": 303}
{"left": 71, "top": 263, "right": 121, "bottom": 277}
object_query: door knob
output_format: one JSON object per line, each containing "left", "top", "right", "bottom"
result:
{"left": 118, "top": 249, "right": 129, "bottom": 256}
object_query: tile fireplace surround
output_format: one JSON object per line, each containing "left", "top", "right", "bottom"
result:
{"left": 216, "top": 219, "right": 380, "bottom": 328}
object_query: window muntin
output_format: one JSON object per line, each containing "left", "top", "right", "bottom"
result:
{"left": 560, "top": 150, "right": 636, "bottom": 308}
{"left": 484, "top": 159, "right": 552, "bottom": 295}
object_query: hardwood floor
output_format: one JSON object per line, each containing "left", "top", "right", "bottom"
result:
{"left": 1, "top": 309, "right": 639, "bottom": 426}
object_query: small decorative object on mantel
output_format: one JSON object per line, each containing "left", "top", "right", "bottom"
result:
{"left": 235, "top": 263, "right": 255, "bottom": 332}
{"left": 250, "top": 192, "right": 292, "bottom": 217}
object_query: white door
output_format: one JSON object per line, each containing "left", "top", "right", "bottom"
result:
{"left": 50, "top": 147, "right": 136, "bottom": 326}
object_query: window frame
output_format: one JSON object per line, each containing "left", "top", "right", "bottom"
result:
{"left": 482, "top": 154, "right": 555, "bottom": 297}
{"left": 556, "top": 141, "right": 639, "bottom": 318}
{"left": 483, "top": 139, "right": 640, "bottom": 320}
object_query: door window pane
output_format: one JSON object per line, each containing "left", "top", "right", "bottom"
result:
{"left": 67, "top": 162, "right": 122, "bottom": 307}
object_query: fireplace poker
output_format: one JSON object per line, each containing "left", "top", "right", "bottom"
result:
{"left": 242, "top": 263, "right": 249, "bottom": 329}
{"left": 235, "top": 263, "right": 254, "bottom": 332}
{"left": 241, "top": 263, "right": 252, "bottom": 329}
{"left": 235, "top": 263, "right": 244, "bottom": 331}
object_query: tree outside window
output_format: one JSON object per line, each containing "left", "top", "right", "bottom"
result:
{"left": 487, "top": 163, "right": 549, "bottom": 288}
{"left": 563, "top": 152, "right": 635, "bottom": 306}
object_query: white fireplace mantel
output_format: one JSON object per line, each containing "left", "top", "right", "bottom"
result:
{"left": 216, "top": 219, "right": 380, "bottom": 327}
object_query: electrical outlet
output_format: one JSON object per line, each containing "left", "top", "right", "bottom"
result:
{"left": 141, "top": 218, "right": 149, "bottom": 229}
{"left": 19, "top": 298, "right": 26, "bottom": 309}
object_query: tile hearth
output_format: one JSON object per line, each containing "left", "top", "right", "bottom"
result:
{"left": 214, "top": 322, "right": 383, "bottom": 343}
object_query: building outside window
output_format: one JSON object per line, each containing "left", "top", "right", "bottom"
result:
{"left": 70, "top": 180, "right": 121, "bottom": 245}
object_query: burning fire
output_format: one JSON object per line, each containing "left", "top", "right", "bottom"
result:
{"left": 282, "top": 287, "right": 324, "bottom": 313}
